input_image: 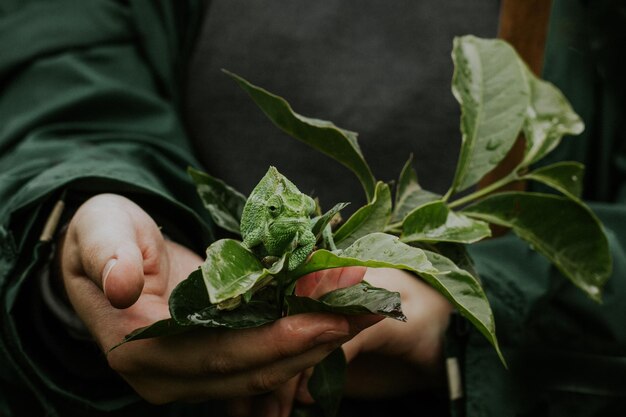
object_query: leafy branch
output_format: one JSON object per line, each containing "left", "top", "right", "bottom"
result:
{"left": 113, "top": 35, "right": 611, "bottom": 417}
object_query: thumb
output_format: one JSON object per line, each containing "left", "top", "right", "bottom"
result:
{"left": 99, "top": 241, "right": 145, "bottom": 309}
{"left": 66, "top": 194, "right": 154, "bottom": 309}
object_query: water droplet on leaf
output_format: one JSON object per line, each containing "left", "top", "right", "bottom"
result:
{"left": 486, "top": 139, "right": 501, "bottom": 150}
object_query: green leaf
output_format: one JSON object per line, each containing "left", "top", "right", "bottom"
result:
{"left": 333, "top": 182, "right": 392, "bottom": 249}
{"left": 421, "top": 250, "right": 504, "bottom": 364}
{"left": 308, "top": 348, "right": 346, "bottom": 417}
{"left": 435, "top": 242, "right": 481, "bottom": 282}
{"left": 401, "top": 200, "right": 491, "bottom": 244}
{"left": 201, "top": 239, "right": 282, "bottom": 304}
{"left": 188, "top": 167, "right": 247, "bottom": 235}
{"left": 312, "top": 202, "right": 350, "bottom": 239}
{"left": 522, "top": 161, "right": 584, "bottom": 201}
{"left": 463, "top": 192, "right": 611, "bottom": 301}
{"left": 111, "top": 319, "right": 192, "bottom": 350}
{"left": 224, "top": 70, "right": 376, "bottom": 201}
{"left": 447, "top": 36, "right": 530, "bottom": 195}
{"left": 520, "top": 69, "right": 584, "bottom": 166}
{"left": 392, "top": 155, "right": 441, "bottom": 223}
{"left": 293, "top": 233, "right": 503, "bottom": 364}
{"left": 285, "top": 282, "right": 406, "bottom": 321}
{"left": 170, "top": 270, "right": 281, "bottom": 328}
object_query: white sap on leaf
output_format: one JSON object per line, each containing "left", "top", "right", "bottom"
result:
{"left": 188, "top": 314, "right": 221, "bottom": 326}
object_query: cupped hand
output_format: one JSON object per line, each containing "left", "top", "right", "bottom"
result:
{"left": 277, "top": 267, "right": 453, "bottom": 410}
{"left": 58, "top": 194, "right": 376, "bottom": 407}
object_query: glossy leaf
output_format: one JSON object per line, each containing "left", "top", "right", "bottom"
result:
{"left": 522, "top": 161, "right": 584, "bottom": 201}
{"left": 463, "top": 192, "right": 611, "bottom": 301}
{"left": 448, "top": 36, "right": 530, "bottom": 195}
{"left": 285, "top": 282, "right": 406, "bottom": 321}
{"left": 421, "top": 250, "right": 504, "bottom": 364}
{"left": 225, "top": 70, "right": 376, "bottom": 201}
{"left": 308, "top": 348, "right": 346, "bottom": 417}
{"left": 333, "top": 182, "right": 392, "bottom": 249}
{"left": 170, "top": 270, "right": 281, "bottom": 328}
{"left": 293, "top": 233, "right": 503, "bottom": 363}
{"left": 188, "top": 167, "right": 247, "bottom": 235}
{"left": 201, "top": 239, "right": 282, "bottom": 304}
{"left": 401, "top": 200, "right": 491, "bottom": 244}
{"left": 392, "top": 155, "right": 440, "bottom": 223}
{"left": 521, "top": 69, "right": 584, "bottom": 166}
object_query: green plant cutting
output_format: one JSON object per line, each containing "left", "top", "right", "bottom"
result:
{"left": 113, "top": 35, "right": 612, "bottom": 417}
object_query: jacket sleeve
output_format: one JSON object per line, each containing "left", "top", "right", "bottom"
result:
{"left": 0, "top": 1, "right": 212, "bottom": 415}
{"left": 458, "top": 1, "right": 626, "bottom": 416}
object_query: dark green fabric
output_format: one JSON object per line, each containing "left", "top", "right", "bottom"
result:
{"left": 463, "top": 1, "right": 626, "bottom": 415}
{"left": 0, "top": 0, "right": 212, "bottom": 415}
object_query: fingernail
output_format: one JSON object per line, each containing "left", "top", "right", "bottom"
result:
{"left": 314, "top": 329, "right": 350, "bottom": 345}
{"left": 102, "top": 258, "right": 117, "bottom": 291}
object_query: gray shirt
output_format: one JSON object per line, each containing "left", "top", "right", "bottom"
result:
{"left": 185, "top": 0, "right": 499, "bottom": 213}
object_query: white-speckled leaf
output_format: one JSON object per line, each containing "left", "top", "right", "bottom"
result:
{"left": 201, "top": 239, "right": 282, "bottom": 304}
{"left": 521, "top": 69, "right": 584, "bottom": 166}
{"left": 522, "top": 161, "right": 584, "bottom": 201}
{"left": 448, "top": 36, "right": 530, "bottom": 195}
{"left": 463, "top": 192, "right": 611, "bottom": 302}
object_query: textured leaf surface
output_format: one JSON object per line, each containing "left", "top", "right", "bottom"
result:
{"left": 225, "top": 70, "right": 376, "bottom": 201}
{"left": 170, "top": 270, "right": 281, "bottom": 328}
{"left": 522, "top": 161, "right": 584, "bottom": 200}
{"left": 201, "top": 239, "right": 279, "bottom": 304}
{"left": 401, "top": 200, "right": 491, "bottom": 244}
{"left": 521, "top": 70, "right": 584, "bottom": 166}
{"left": 293, "top": 233, "right": 502, "bottom": 362}
{"left": 420, "top": 250, "right": 503, "bottom": 363}
{"left": 285, "top": 282, "right": 405, "bottom": 321}
{"left": 464, "top": 192, "right": 611, "bottom": 301}
{"left": 188, "top": 167, "right": 247, "bottom": 235}
{"left": 448, "top": 36, "right": 530, "bottom": 194}
{"left": 333, "top": 182, "right": 391, "bottom": 249}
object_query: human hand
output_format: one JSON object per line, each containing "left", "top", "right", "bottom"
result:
{"left": 58, "top": 194, "right": 377, "bottom": 406}
{"left": 340, "top": 268, "right": 453, "bottom": 397}
{"left": 224, "top": 267, "right": 382, "bottom": 417}
{"left": 286, "top": 267, "right": 453, "bottom": 406}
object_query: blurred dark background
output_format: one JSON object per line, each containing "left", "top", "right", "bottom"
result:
{"left": 184, "top": 0, "right": 499, "bottom": 215}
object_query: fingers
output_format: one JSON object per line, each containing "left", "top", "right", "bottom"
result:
{"left": 132, "top": 312, "right": 353, "bottom": 377}
{"left": 62, "top": 194, "right": 163, "bottom": 308}
{"left": 109, "top": 312, "right": 376, "bottom": 404}
{"left": 295, "top": 266, "right": 367, "bottom": 298}
{"left": 123, "top": 335, "right": 344, "bottom": 404}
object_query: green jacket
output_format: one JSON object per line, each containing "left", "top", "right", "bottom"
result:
{"left": 0, "top": 1, "right": 623, "bottom": 416}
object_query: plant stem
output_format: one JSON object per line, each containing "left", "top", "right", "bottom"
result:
{"left": 383, "top": 225, "right": 402, "bottom": 235}
{"left": 448, "top": 172, "right": 518, "bottom": 209}
{"left": 384, "top": 221, "right": 402, "bottom": 233}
